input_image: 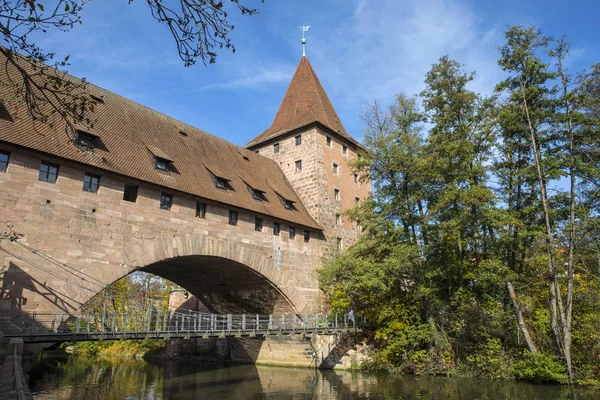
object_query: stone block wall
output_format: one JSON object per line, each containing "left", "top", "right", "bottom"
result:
{"left": 0, "top": 143, "right": 328, "bottom": 318}
{"left": 254, "top": 127, "right": 371, "bottom": 251}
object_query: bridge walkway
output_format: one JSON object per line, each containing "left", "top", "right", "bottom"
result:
{"left": 0, "top": 311, "right": 360, "bottom": 343}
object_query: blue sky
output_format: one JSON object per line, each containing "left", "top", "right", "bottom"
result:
{"left": 34, "top": 0, "right": 600, "bottom": 147}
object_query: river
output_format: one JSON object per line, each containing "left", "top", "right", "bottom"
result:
{"left": 28, "top": 352, "right": 599, "bottom": 399}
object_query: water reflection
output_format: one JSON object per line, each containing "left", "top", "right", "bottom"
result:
{"left": 29, "top": 352, "right": 599, "bottom": 399}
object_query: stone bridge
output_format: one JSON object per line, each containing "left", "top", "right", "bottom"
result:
{"left": 0, "top": 52, "right": 370, "bottom": 368}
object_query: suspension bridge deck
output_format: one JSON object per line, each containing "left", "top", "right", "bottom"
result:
{"left": 0, "top": 311, "right": 360, "bottom": 343}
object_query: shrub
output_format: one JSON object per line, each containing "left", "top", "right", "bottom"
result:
{"left": 466, "top": 338, "right": 512, "bottom": 379}
{"left": 513, "top": 351, "right": 566, "bottom": 384}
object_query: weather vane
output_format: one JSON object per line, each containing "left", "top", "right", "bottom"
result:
{"left": 299, "top": 25, "right": 310, "bottom": 57}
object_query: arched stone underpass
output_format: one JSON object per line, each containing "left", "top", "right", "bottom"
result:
{"left": 140, "top": 256, "right": 297, "bottom": 315}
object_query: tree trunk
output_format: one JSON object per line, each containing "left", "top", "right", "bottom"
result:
{"left": 418, "top": 200, "right": 429, "bottom": 245}
{"left": 519, "top": 82, "right": 564, "bottom": 357}
{"left": 558, "top": 53, "right": 575, "bottom": 383}
{"left": 507, "top": 281, "right": 537, "bottom": 353}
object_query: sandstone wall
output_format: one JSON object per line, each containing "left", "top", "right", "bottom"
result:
{"left": 0, "top": 143, "right": 327, "bottom": 318}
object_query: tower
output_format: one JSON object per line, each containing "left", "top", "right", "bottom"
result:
{"left": 246, "top": 56, "right": 369, "bottom": 249}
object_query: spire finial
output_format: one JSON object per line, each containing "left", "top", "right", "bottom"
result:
{"left": 299, "top": 25, "right": 310, "bottom": 57}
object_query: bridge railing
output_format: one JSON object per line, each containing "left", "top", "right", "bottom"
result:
{"left": 0, "top": 311, "right": 359, "bottom": 340}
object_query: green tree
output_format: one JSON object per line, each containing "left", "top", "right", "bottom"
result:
{"left": 419, "top": 56, "right": 496, "bottom": 289}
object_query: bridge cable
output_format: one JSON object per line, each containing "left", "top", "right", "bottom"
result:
{"left": 2, "top": 235, "right": 108, "bottom": 289}
{"left": 3, "top": 238, "right": 166, "bottom": 307}
{"left": 0, "top": 237, "right": 127, "bottom": 303}
{"left": 0, "top": 247, "right": 98, "bottom": 294}
{"left": 0, "top": 238, "right": 169, "bottom": 313}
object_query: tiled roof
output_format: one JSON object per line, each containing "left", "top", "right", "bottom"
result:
{"left": 246, "top": 56, "right": 362, "bottom": 149}
{"left": 0, "top": 52, "right": 321, "bottom": 230}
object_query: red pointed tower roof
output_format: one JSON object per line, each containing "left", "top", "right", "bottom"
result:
{"left": 246, "top": 57, "right": 361, "bottom": 149}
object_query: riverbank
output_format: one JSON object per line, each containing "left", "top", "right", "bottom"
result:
{"left": 62, "top": 337, "right": 600, "bottom": 387}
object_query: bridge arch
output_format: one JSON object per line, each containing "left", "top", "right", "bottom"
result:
{"left": 106, "top": 233, "right": 309, "bottom": 315}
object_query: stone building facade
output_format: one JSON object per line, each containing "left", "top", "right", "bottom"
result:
{"left": 0, "top": 53, "right": 369, "bottom": 319}
{"left": 247, "top": 57, "right": 371, "bottom": 250}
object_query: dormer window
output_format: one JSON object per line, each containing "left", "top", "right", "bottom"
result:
{"left": 273, "top": 190, "right": 296, "bottom": 211}
{"left": 205, "top": 166, "right": 231, "bottom": 191}
{"left": 155, "top": 157, "right": 170, "bottom": 171}
{"left": 90, "top": 95, "right": 105, "bottom": 104}
{"left": 216, "top": 177, "right": 227, "bottom": 189}
{"left": 253, "top": 189, "right": 265, "bottom": 201}
{"left": 76, "top": 130, "right": 98, "bottom": 148}
{"left": 0, "top": 101, "right": 12, "bottom": 121}
{"left": 146, "top": 145, "right": 173, "bottom": 172}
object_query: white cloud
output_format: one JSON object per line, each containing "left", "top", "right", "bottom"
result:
{"left": 197, "top": 63, "right": 296, "bottom": 91}
{"left": 302, "top": 0, "right": 506, "bottom": 139}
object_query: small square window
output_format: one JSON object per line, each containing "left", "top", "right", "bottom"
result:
{"left": 295, "top": 135, "right": 302, "bottom": 145}
{"left": 342, "top": 145, "right": 347, "bottom": 156}
{"left": 160, "top": 193, "right": 173, "bottom": 210}
{"left": 83, "top": 173, "right": 100, "bottom": 193}
{"left": 255, "top": 218, "right": 263, "bottom": 232}
{"left": 253, "top": 189, "right": 264, "bottom": 201}
{"left": 285, "top": 200, "right": 293, "bottom": 210}
{"left": 336, "top": 214, "right": 341, "bottom": 225}
{"left": 334, "top": 189, "right": 340, "bottom": 201}
{"left": 333, "top": 163, "right": 338, "bottom": 175}
{"left": 353, "top": 172, "right": 359, "bottom": 184}
{"left": 196, "top": 201, "right": 207, "bottom": 218}
{"left": 229, "top": 210, "right": 238, "bottom": 226}
{"left": 337, "top": 238, "right": 342, "bottom": 250}
{"left": 355, "top": 196, "right": 360, "bottom": 204}
{"left": 289, "top": 227, "right": 296, "bottom": 240}
{"left": 0, "top": 151, "right": 10, "bottom": 173}
{"left": 304, "top": 230, "right": 310, "bottom": 243}
{"left": 123, "top": 184, "right": 138, "bottom": 202}
{"left": 295, "top": 160, "right": 302, "bottom": 172}
{"left": 38, "top": 161, "right": 59, "bottom": 183}
{"left": 155, "top": 157, "right": 170, "bottom": 171}
{"left": 273, "top": 222, "right": 280, "bottom": 236}
{"left": 326, "top": 136, "right": 332, "bottom": 147}
{"left": 216, "top": 177, "right": 227, "bottom": 189}
{"left": 274, "top": 143, "right": 280, "bottom": 153}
